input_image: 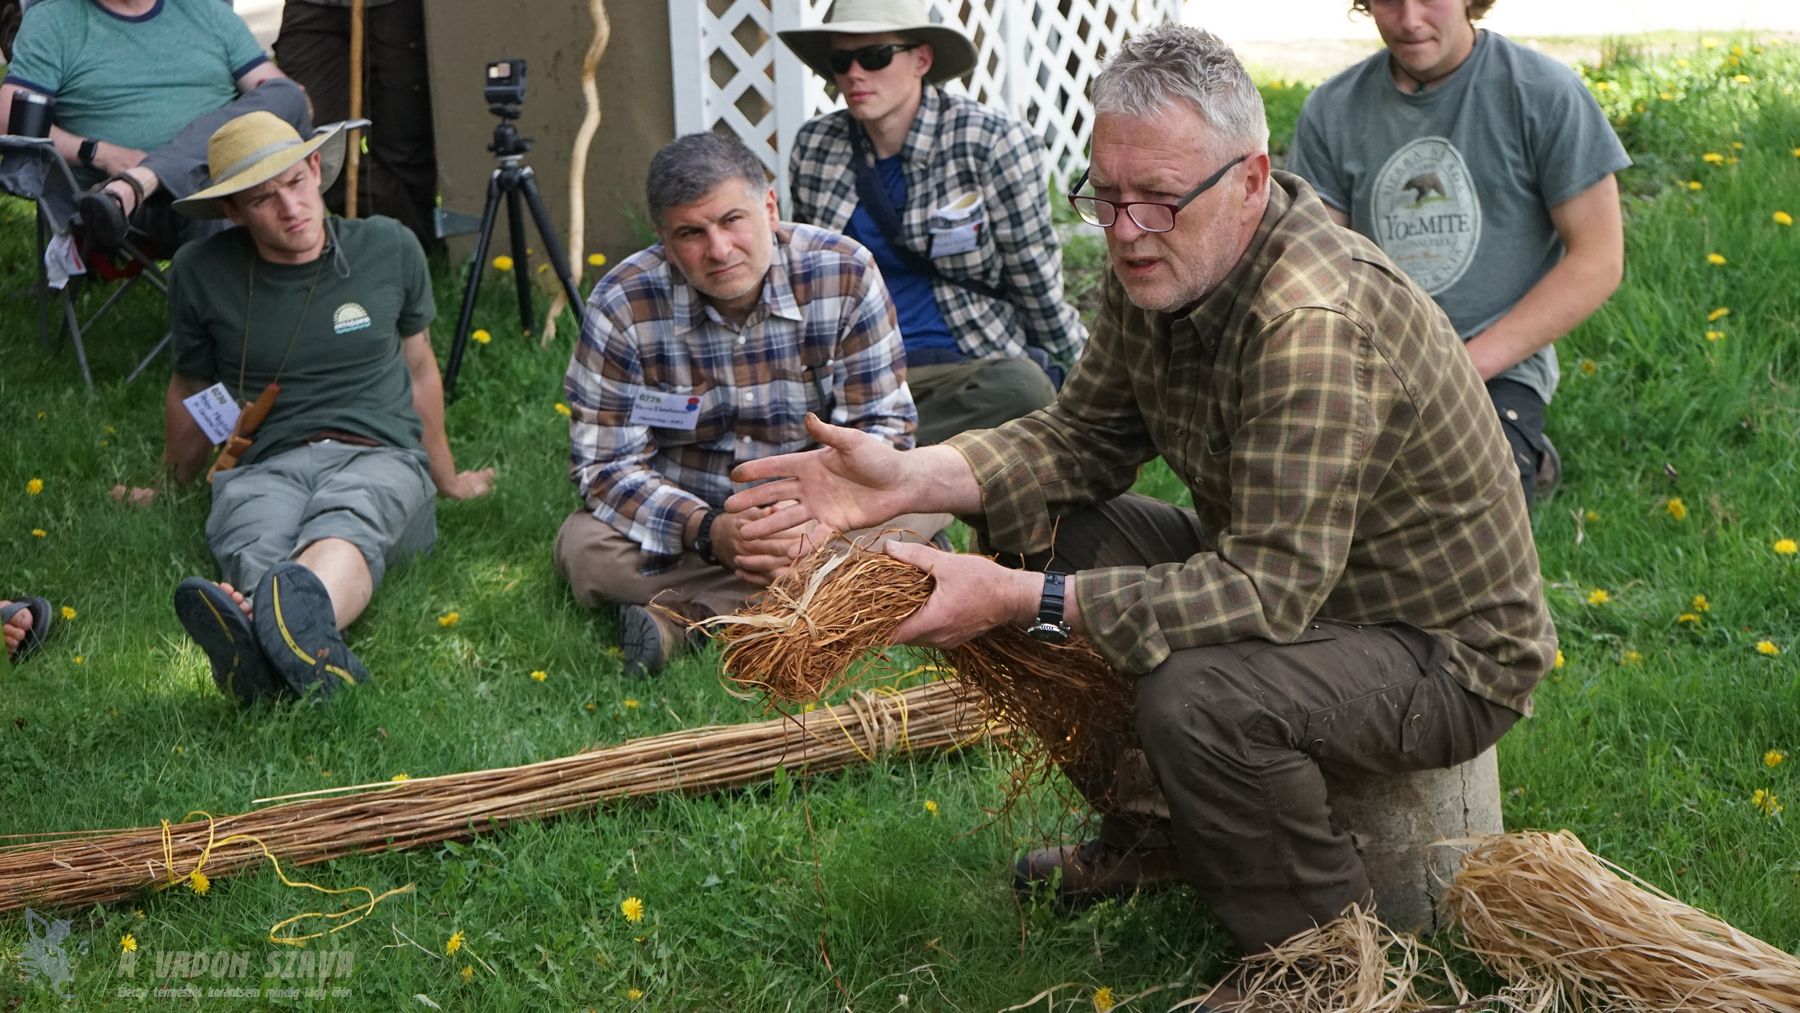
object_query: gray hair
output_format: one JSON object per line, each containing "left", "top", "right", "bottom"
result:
{"left": 1092, "top": 23, "right": 1269, "bottom": 155}
{"left": 645, "top": 132, "right": 770, "bottom": 226}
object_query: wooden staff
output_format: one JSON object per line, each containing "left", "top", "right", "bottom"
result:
{"left": 344, "top": 0, "right": 365, "bottom": 218}
{"left": 539, "top": 0, "right": 611, "bottom": 347}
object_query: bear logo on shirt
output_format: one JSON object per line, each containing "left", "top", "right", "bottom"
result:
{"left": 1371, "top": 137, "right": 1482, "bottom": 294}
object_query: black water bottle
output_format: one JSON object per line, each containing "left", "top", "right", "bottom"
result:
{"left": 8, "top": 91, "right": 53, "bottom": 139}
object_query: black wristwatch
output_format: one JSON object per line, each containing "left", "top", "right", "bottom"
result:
{"left": 692, "top": 508, "right": 723, "bottom": 566}
{"left": 1024, "top": 571, "right": 1071, "bottom": 644}
{"left": 78, "top": 137, "right": 101, "bottom": 169}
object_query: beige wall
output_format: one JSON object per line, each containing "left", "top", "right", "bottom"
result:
{"left": 426, "top": 1, "right": 674, "bottom": 272}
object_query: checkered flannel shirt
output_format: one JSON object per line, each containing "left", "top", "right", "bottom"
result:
{"left": 566, "top": 223, "right": 916, "bottom": 571}
{"left": 945, "top": 173, "right": 1556, "bottom": 715}
{"left": 788, "top": 87, "right": 1087, "bottom": 367}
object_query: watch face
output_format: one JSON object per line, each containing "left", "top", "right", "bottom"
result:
{"left": 1024, "top": 621, "right": 1070, "bottom": 644}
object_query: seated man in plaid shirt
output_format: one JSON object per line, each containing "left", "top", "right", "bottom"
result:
{"left": 556, "top": 132, "right": 939, "bottom": 676}
{"left": 778, "top": 0, "right": 1087, "bottom": 446}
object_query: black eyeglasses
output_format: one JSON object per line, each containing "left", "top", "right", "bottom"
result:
{"left": 1067, "top": 154, "right": 1250, "bottom": 233}
{"left": 827, "top": 42, "right": 922, "bottom": 75}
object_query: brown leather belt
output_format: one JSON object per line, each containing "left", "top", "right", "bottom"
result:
{"left": 305, "top": 429, "right": 382, "bottom": 448}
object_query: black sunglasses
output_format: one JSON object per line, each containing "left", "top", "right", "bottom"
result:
{"left": 827, "top": 42, "right": 922, "bottom": 75}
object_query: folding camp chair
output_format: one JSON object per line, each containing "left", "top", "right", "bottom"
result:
{"left": 0, "top": 133, "right": 172, "bottom": 391}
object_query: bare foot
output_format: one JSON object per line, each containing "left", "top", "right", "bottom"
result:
{"left": 108, "top": 484, "right": 157, "bottom": 507}
{"left": 217, "top": 582, "right": 253, "bottom": 622}
{"left": 2, "top": 601, "right": 31, "bottom": 660}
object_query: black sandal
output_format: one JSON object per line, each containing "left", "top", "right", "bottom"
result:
{"left": 75, "top": 172, "right": 146, "bottom": 252}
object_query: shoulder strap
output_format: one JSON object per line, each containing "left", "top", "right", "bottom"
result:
{"left": 846, "top": 125, "right": 1005, "bottom": 302}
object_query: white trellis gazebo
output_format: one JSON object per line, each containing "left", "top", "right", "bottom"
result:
{"left": 667, "top": 0, "right": 1184, "bottom": 208}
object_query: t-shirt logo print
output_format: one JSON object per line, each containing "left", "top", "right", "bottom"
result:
{"left": 1370, "top": 137, "right": 1482, "bottom": 294}
{"left": 332, "top": 302, "right": 373, "bottom": 334}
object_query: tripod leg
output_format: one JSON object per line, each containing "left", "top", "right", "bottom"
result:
{"left": 444, "top": 170, "right": 506, "bottom": 401}
{"left": 504, "top": 182, "right": 535, "bottom": 337}
{"left": 517, "top": 166, "right": 587, "bottom": 314}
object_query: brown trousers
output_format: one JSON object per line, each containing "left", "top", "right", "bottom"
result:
{"left": 1013, "top": 494, "right": 1520, "bottom": 952}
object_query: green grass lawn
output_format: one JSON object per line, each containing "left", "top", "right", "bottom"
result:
{"left": 3, "top": 34, "right": 1798, "bottom": 1011}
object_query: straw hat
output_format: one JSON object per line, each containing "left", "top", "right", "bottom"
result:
{"left": 777, "top": 0, "right": 978, "bottom": 86}
{"left": 174, "top": 111, "right": 347, "bottom": 219}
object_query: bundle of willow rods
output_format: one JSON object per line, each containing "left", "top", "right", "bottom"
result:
{"left": 703, "top": 542, "right": 1134, "bottom": 811}
{"left": 1442, "top": 829, "right": 1800, "bottom": 1012}
{"left": 0, "top": 681, "right": 1003, "bottom": 914}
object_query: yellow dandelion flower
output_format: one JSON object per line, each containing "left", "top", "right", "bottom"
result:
{"left": 121, "top": 933, "right": 137, "bottom": 952}
{"left": 31, "top": 528, "right": 46, "bottom": 538}
{"left": 1765, "top": 749, "right": 1787, "bottom": 768}
{"left": 460, "top": 965, "right": 474, "bottom": 981}
{"left": 391, "top": 772, "right": 411, "bottom": 782}
{"left": 1554, "top": 650, "right": 1566, "bottom": 669}
{"left": 492, "top": 255, "right": 514, "bottom": 271}
{"left": 1584, "top": 509, "right": 1601, "bottom": 522}
{"left": 1093, "top": 986, "right": 1117, "bottom": 1011}
{"left": 530, "top": 669, "right": 548, "bottom": 682}
{"left": 1677, "top": 613, "right": 1701, "bottom": 625}
{"left": 471, "top": 328, "right": 492, "bottom": 345}
{"left": 923, "top": 799, "right": 939, "bottom": 816}
{"left": 1686, "top": 180, "right": 1703, "bottom": 191}
{"left": 1659, "top": 91, "right": 1674, "bottom": 101}
{"left": 1677, "top": 58, "right": 1691, "bottom": 68}
{"left": 1775, "top": 211, "right": 1795, "bottom": 226}
{"left": 1756, "top": 640, "right": 1781, "bottom": 656}
{"left": 1701, "top": 151, "right": 1725, "bottom": 164}
{"left": 189, "top": 870, "right": 210, "bottom": 895}
{"left": 536, "top": 263, "right": 549, "bottom": 274}
{"left": 26, "top": 478, "right": 43, "bottom": 495}
{"left": 1751, "top": 789, "right": 1782, "bottom": 816}
{"left": 1579, "top": 359, "right": 1598, "bottom": 376}
{"left": 1706, "top": 252, "right": 1727, "bottom": 266}
{"left": 438, "top": 611, "right": 461, "bottom": 628}
{"left": 555, "top": 402, "right": 572, "bottom": 417}
{"left": 624, "top": 698, "right": 640, "bottom": 709}
{"left": 621, "top": 896, "right": 645, "bottom": 922}
{"left": 73, "top": 655, "right": 84, "bottom": 665}
{"left": 1666, "top": 498, "right": 1688, "bottom": 520}
{"left": 60, "top": 605, "right": 76, "bottom": 621}
{"left": 1774, "top": 538, "right": 1798, "bottom": 555}
{"left": 1692, "top": 594, "right": 1711, "bottom": 612}
{"left": 1706, "top": 329, "right": 1725, "bottom": 342}
{"left": 1702, "top": 36, "right": 1720, "bottom": 49}
{"left": 1793, "top": 147, "right": 1800, "bottom": 158}
{"left": 627, "top": 988, "right": 644, "bottom": 1001}
{"left": 1733, "top": 74, "right": 1752, "bottom": 84}
{"left": 587, "top": 252, "right": 608, "bottom": 268}
{"left": 1587, "top": 588, "right": 1611, "bottom": 606}
{"left": 446, "top": 930, "right": 464, "bottom": 955}
{"left": 1708, "top": 306, "right": 1730, "bottom": 322}
{"left": 1621, "top": 650, "right": 1643, "bottom": 665}
{"left": 584, "top": 701, "right": 598, "bottom": 713}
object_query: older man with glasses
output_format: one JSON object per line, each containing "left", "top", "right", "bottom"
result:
{"left": 778, "top": 0, "right": 1086, "bottom": 446}
{"left": 730, "top": 24, "right": 1554, "bottom": 999}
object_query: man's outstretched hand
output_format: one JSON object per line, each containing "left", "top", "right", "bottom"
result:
{"left": 728, "top": 414, "right": 911, "bottom": 542}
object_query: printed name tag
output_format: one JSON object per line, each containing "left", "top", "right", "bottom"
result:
{"left": 181, "top": 383, "right": 242, "bottom": 445}
{"left": 929, "top": 192, "right": 985, "bottom": 257}
{"left": 627, "top": 389, "right": 703, "bottom": 430}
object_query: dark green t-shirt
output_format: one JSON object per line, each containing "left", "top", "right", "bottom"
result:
{"left": 168, "top": 216, "right": 435, "bottom": 467}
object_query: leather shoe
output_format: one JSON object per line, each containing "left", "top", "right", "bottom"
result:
{"left": 1013, "top": 838, "right": 1183, "bottom": 908}
{"left": 618, "top": 602, "right": 705, "bottom": 676}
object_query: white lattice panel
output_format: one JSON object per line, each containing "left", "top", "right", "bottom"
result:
{"left": 670, "top": 0, "right": 1183, "bottom": 208}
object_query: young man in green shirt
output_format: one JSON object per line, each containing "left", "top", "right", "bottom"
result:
{"left": 156, "top": 111, "right": 494, "bottom": 704}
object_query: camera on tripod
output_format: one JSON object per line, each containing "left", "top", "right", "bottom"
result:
{"left": 483, "top": 58, "right": 527, "bottom": 107}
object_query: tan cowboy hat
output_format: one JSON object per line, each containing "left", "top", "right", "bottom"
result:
{"left": 174, "top": 111, "right": 347, "bottom": 219}
{"left": 778, "top": 0, "right": 978, "bottom": 86}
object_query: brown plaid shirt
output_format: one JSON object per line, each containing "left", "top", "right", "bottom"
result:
{"left": 947, "top": 172, "right": 1555, "bottom": 715}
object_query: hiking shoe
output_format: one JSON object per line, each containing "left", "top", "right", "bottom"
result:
{"left": 618, "top": 602, "right": 705, "bottom": 677}
{"left": 1013, "top": 839, "right": 1184, "bottom": 909}
{"left": 1535, "top": 434, "right": 1562, "bottom": 498}
{"left": 173, "top": 578, "right": 284, "bottom": 705}
{"left": 252, "top": 562, "right": 367, "bottom": 701}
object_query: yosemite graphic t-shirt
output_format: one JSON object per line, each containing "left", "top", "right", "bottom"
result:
{"left": 1286, "top": 30, "right": 1631, "bottom": 403}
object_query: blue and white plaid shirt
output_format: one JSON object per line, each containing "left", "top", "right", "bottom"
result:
{"left": 565, "top": 223, "right": 916, "bottom": 571}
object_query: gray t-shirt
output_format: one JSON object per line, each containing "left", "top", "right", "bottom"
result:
{"left": 1287, "top": 30, "right": 1630, "bottom": 404}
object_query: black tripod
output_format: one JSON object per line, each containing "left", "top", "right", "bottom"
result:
{"left": 443, "top": 103, "right": 584, "bottom": 399}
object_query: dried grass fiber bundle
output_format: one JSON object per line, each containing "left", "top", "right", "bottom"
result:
{"left": 705, "top": 543, "right": 1133, "bottom": 808}
{"left": 0, "top": 682, "right": 1002, "bottom": 916}
{"left": 1200, "top": 904, "right": 1470, "bottom": 1013}
{"left": 1443, "top": 830, "right": 1800, "bottom": 1012}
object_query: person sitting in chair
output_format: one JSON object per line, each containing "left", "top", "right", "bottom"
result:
{"left": 0, "top": 0, "right": 310, "bottom": 252}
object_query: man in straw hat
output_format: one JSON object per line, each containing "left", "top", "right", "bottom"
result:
{"left": 154, "top": 110, "right": 494, "bottom": 705}
{"left": 732, "top": 23, "right": 1553, "bottom": 1003}
{"left": 779, "top": 0, "right": 1086, "bottom": 446}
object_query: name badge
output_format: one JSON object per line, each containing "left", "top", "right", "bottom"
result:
{"left": 182, "top": 383, "right": 243, "bottom": 445}
{"left": 928, "top": 192, "right": 984, "bottom": 258}
{"left": 627, "top": 389, "right": 703, "bottom": 430}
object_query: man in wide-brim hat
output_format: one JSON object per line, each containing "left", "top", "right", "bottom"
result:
{"left": 147, "top": 110, "right": 495, "bottom": 708}
{"left": 780, "top": 0, "right": 1088, "bottom": 447}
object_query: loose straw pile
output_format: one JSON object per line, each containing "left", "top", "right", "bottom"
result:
{"left": 0, "top": 682, "right": 1003, "bottom": 918}
{"left": 1205, "top": 905, "right": 1472, "bottom": 1013}
{"left": 1443, "top": 829, "right": 1800, "bottom": 1012}
{"left": 704, "top": 543, "right": 1133, "bottom": 810}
